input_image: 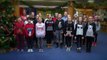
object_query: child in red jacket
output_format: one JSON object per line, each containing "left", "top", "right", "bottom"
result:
{"left": 14, "top": 17, "right": 25, "bottom": 52}
{"left": 24, "top": 19, "right": 34, "bottom": 52}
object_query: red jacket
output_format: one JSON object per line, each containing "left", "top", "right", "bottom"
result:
{"left": 14, "top": 21, "right": 24, "bottom": 35}
{"left": 24, "top": 23, "right": 34, "bottom": 38}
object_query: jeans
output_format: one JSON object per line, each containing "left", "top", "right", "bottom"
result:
{"left": 55, "top": 30, "right": 63, "bottom": 43}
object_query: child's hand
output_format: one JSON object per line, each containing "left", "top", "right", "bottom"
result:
{"left": 93, "top": 35, "right": 95, "bottom": 37}
{"left": 82, "top": 37, "right": 84, "bottom": 39}
{"left": 64, "top": 34, "right": 67, "bottom": 36}
{"left": 75, "top": 36, "right": 76, "bottom": 39}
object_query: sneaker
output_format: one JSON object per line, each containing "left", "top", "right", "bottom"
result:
{"left": 41, "top": 49, "right": 43, "bottom": 52}
{"left": 39, "top": 49, "right": 43, "bottom": 52}
{"left": 30, "top": 49, "right": 33, "bottom": 52}
{"left": 27, "top": 49, "right": 31, "bottom": 52}
{"left": 21, "top": 49, "right": 24, "bottom": 52}
{"left": 17, "top": 49, "right": 20, "bottom": 52}
{"left": 77, "top": 47, "right": 81, "bottom": 53}
{"left": 66, "top": 48, "right": 69, "bottom": 52}
{"left": 94, "top": 42, "right": 96, "bottom": 46}
{"left": 66, "top": 47, "right": 71, "bottom": 52}
{"left": 39, "top": 49, "right": 41, "bottom": 52}
{"left": 68, "top": 48, "right": 71, "bottom": 52}
{"left": 47, "top": 44, "right": 51, "bottom": 48}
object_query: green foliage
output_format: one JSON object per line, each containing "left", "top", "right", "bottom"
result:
{"left": 0, "top": 0, "right": 16, "bottom": 51}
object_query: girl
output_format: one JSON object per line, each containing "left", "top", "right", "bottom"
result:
{"left": 14, "top": 17, "right": 25, "bottom": 52}
{"left": 75, "top": 16, "right": 84, "bottom": 52}
{"left": 93, "top": 16, "right": 101, "bottom": 46}
{"left": 82, "top": 17, "right": 88, "bottom": 45}
{"left": 36, "top": 17, "right": 45, "bottom": 52}
{"left": 54, "top": 14, "right": 64, "bottom": 48}
{"left": 45, "top": 14, "right": 54, "bottom": 48}
{"left": 84, "top": 16, "right": 96, "bottom": 53}
{"left": 64, "top": 16, "right": 74, "bottom": 52}
{"left": 25, "top": 19, "right": 34, "bottom": 52}
{"left": 21, "top": 9, "right": 27, "bottom": 22}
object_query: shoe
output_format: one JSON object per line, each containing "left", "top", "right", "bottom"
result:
{"left": 56, "top": 43, "right": 59, "bottom": 48}
{"left": 27, "top": 49, "right": 31, "bottom": 52}
{"left": 17, "top": 49, "right": 20, "bottom": 52}
{"left": 66, "top": 47, "right": 71, "bottom": 52}
{"left": 41, "top": 49, "right": 43, "bottom": 52}
{"left": 66, "top": 48, "right": 68, "bottom": 52}
{"left": 47, "top": 44, "right": 51, "bottom": 48}
{"left": 68, "top": 48, "right": 71, "bottom": 51}
{"left": 94, "top": 42, "right": 96, "bottom": 46}
{"left": 60, "top": 43, "right": 63, "bottom": 48}
{"left": 21, "top": 49, "right": 24, "bottom": 52}
{"left": 30, "top": 49, "right": 33, "bottom": 52}
{"left": 77, "top": 47, "right": 81, "bottom": 53}
{"left": 39, "top": 49, "right": 44, "bottom": 52}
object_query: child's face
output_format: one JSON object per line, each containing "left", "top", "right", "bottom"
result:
{"left": 64, "top": 12, "right": 67, "bottom": 16}
{"left": 23, "top": 10, "right": 26, "bottom": 15}
{"left": 84, "top": 18, "right": 87, "bottom": 21}
{"left": 55, "top": 13, "right": 58, "bottom": 17}
{"left": 48, "top": 14, "right": 51, "bottom": 18}
{"left": 38, "top": 18, "right": 42, "bottom": 23}
{"left": 88, "top": 16, "right": 93, "bottom": 22}
{"left": 28, "top": 20, "right": 31, "bottom": 23}
{"left": 31, "top": 12, "right": 35, "bottom": 16}
{"left": 36, "top": 15, "right": 39, "bottom": 19}
{"left": 17, "top": 18, "right": 22, "bottom": 22}
{"left": 58, "top": 14, "right": 62, "bottom": 19}
{"left": 38, "top": 13, "right": 42, "bottom": 17}
{"left": 68, "top": 16, "right": 71, "bottom": 21}
{"left": 78, "top": 17, "right": 82, "bottom": 22}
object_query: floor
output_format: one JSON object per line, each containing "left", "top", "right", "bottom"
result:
{"left": 0, "top": 32, "right": 107, "bottom": 60}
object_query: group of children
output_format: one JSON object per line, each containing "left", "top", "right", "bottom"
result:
{"left": 13, "top": 11, "right": 101, "bottom": 53}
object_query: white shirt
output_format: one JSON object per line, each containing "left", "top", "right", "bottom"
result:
{"left": 76, "top": 24, "right": 83, "bottom": 35}
{"left": 86, "top": 25, "right": 94, "bottom": 37}
{"left": 36, "top": 23, "right": 45, "bottom": 38}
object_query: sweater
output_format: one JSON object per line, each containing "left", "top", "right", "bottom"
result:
{"left": 35, "top": 22, "right": 45, "bottom": 38}
{"left": 45, "top": 20, "right": 54, "bottom": 31}
{"left": 24, "top": 23, "right": 34, "bottom": 38}
{"left": 64, "top": 21, "right": 74, "bottom": 35}
{"left": 84, "top": 22, "right": 96, "bottom": 37}
{"left": 14, "top": 21, "right": 24, "bottom": 35}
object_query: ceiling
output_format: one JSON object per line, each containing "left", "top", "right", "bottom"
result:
{"left": 20, "top": 0, "right": 68, "bottom": 6}
{"left": 19, "top": 0, "right": 107, "bottom": 8}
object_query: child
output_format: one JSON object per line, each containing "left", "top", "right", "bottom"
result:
{"left": 36, "top": 17, "right": 45, "bottom": 52}
{"left": 82, "top": 17, "right": 88, "bottom": 45}
{"left": 72, "top": 16, "right": 78, "bottom": 44}
{"left": 45, "top": 14, "right": 54, "bottom": 48}
{"left": 64, "top": 16, "right": 74, "bottom": 52}
{"left": 54, "top": 14, "right": 64, "bottom": 48}
{"left": 21, "top": 9, "right": 27, "bottom": 22}
{"left": 14, "top": 17, "right": 25, "bottom": 52}
{"left": 93, "top": 16, "right": 101, "bottom": 46}
{"left": 84, "top": 16, "right": 96, "bottom": 53}
{"left": 75, "top": 16, "right": 84, "bottom": 52}
{"left": 25, "top": 19, "right": 34, "bottom": 52}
